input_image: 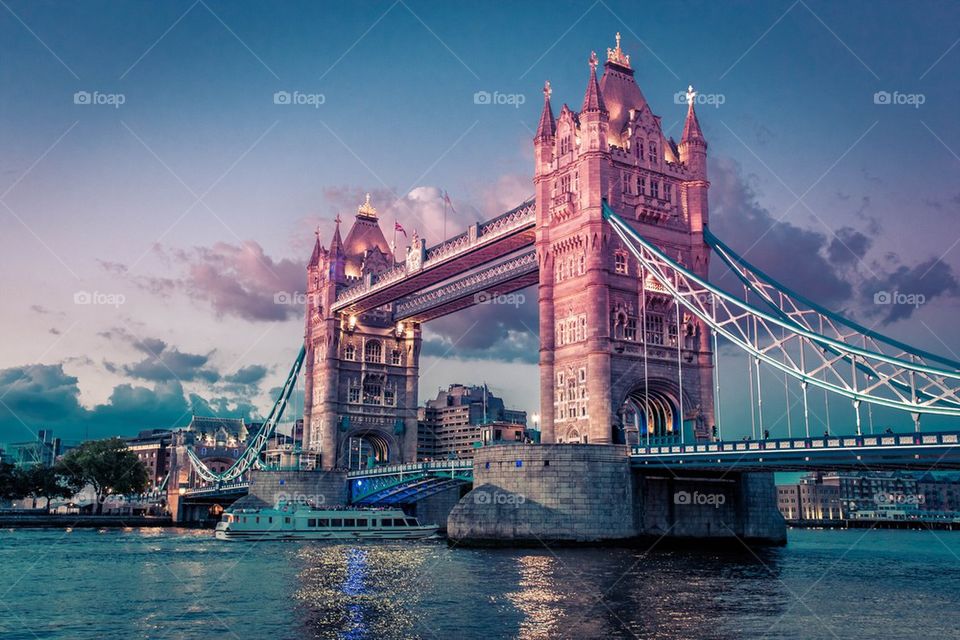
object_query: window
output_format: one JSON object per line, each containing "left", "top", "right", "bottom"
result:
{"left": 615, "top": 253, "right": 628, "bottom": 274}
{"left": 343, "top": 519, "right": 356, "bottom": 527}
{"left": 651, "top": 180, "right": 660, "bottom": 199}
{"left": 384, "top": 388, "right": 395, "bottom": 406}
{"left": 393, "top": 519, "right": 407, "bottom": 526}
{"left": 559, "top": 173, "right": 572, "bottom": 194}
{"left": 318, "top": 519, "right": 329, "bottom": 527}
{"left": 356, "top": 519, "right": 368, "bottom": 527}
{"left": 331, "top": 519, "right": 343, "bottom": 527}
{"left": 638, "top": 139, "right": 645, "bottom": 160}
{"left": 621, "top": 171, "right": 630, "bottom": 194}
{"left": 625, "top": 318, "right": 637, "bottom": 341}
{"left": 405, "top": 519, "right": 418, "bottom": 526}
{"left": 391, "top": 349, "right": 402, "bottom": 365}
{"left": 646, "top": 314, "right": 665, "bottom": 345}
{"left": 381, "top": 519, "right": 393, "bottom": 527}
{"left": 664, "top": 182, "right": 672, "bottom": 201}
{"left": 363, "top": 375, "right": 383, "bottom": 405}
{"left": 348, "top": 384, "right": 360, "bottom": 404}
{"left": 284, "top": 517, "right": 291, "bottom": 524}
{"left": 578, "top": 255, "right": 585, "bottom": 275}
{"left": 307, "top": 518, "right": 317, "bottom": 527}
{"left": 344, "top": 344, "right": 356, "bottom": 361}
{"left": 364, "top": 340, "right": 382, "bottom": 363}
{"left": 637, "top": 175, "right": 645, "bottom": 196}
{"left": 648, "top": 141, "right": 657, "bottom": 163}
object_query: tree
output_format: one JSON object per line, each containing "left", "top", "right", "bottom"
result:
{"left": 0, "top": 461, "right": 26, "bottom": 501}
{"left": 59, "top": 438, "right": 149, "bottom": 514}
{"left": 20, "top": 465, "right": 77, "bottom": 511}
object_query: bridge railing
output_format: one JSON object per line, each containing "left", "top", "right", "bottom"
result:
{"left": 347, "top": 459, "right": 473, "bottom": 478}
{"left": 631, "top": 431, "right": 960, "bottom": 457}
{"left": 182, "top": 480, "right": 250, "bottom": 496}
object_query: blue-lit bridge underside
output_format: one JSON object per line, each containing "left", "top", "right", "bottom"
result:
{"left": 631, "top": 431, "right": 960, "bottom": 471}
{"left": 348, "top": 461, "right": 474, "bottom": 505}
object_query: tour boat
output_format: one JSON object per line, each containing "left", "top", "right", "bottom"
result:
{"left": 214, "top": 502, "right": 439, "bottom": 541}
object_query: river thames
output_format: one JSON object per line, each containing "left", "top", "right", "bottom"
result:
{"left": 1, "top": 528, "right": 958, "bottom": 639}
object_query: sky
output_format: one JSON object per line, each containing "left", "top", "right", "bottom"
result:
{"left": 1, "top": 0, "right": 960, "bottom": 445}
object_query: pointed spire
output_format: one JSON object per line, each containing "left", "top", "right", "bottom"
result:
{"left": 329, "top": 214, "right": 344, "bottom": 255}
{"left": 681, "top": 85, "right": 705, "bottom": 143}
{"left": 309, "top": 225, "right": 323, "bottom": 265}
{"left": 535, "top": 80, "right": 556, "bottom": 140}
{"left": 581, "top": 51, "right": 607, "bottom": 114}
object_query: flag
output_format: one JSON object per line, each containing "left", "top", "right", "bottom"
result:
{"left": 443, "top": 190, "right": 457, "bottom": 214}
{"left": 394, "top": 221, "right": 407, "bottom": 237}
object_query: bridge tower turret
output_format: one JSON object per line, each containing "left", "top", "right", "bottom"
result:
{"left": 534, "top": 34, "right": 715, "bottom": 446}
{"left": 302, "top": 197, "right": 421, "bottom": 470}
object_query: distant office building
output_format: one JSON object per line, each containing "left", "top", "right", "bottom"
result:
{"left": 1, "top": 430, "right": 63, "bottom": 467}
{"left": 778, "top": 471, "right": 960, "bottom": 522}
{"left": 123, "top": 429, "right": 174, "bottom": 490}
{"left": 417, "top": 384, "right": 528, "bottom": 460}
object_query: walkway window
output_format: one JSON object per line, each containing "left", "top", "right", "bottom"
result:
{"left": 365, "top": 340, "right": 382, "bottom": 363}
{"left": 625, "top": 318, "right": 637, "bottom": 341}
{"left": 363, "top": 375, "right": 383, "bottom": 405}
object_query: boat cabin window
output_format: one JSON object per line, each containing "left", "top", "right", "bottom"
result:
{"left": 268, "top": 517, "right": 273, "bottom": 524}
{"left": 284, "top": 517, "right": 291, "bottom": 524}
{"left": 343, "top": 519, "right": 356, "bottom": 527}
{"left": 307, "top": 518, "right": 317, "bottom": 527}
{"left": 356, "top": 519, "right": 368, "bottom": 527}
{"left": 331, "top": 519, "right": 343, "bottom": 527}
{"left": 405, "top": 519, "right": 418, "bottom": 526}
{"left": 394, "top": 518, "right": 408, "bottom": 526}
{"left": 381, "top": 519, "right": 393, "bottom": 527}
{"left": 255, "top": 517, "right": 260, "bottom": 524}
{"left": 318, "top": 519, "right": 329, "bottom": 527}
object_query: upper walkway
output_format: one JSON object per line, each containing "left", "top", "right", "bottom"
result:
{"left": 630, "top": 430, "right": 960, "bottom": 471}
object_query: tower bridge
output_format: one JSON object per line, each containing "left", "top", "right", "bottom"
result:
{"left": 171, "top": 34, "right": 960, "bottom": 544}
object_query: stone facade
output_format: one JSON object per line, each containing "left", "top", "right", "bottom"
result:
{"left": 448, "top": 444, "right": 786, "bottom": 546}
{"left": 534, "top": 35, "right": 714, "bottom": 446}
{"left": 240, "top": 469, "right": 348, "bottom": 509}
{"left": 302, "top": 196, "right": 421, "bottom": 470}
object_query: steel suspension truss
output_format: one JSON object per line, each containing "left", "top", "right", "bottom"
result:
{"left": 603, "top": 202, "right": 960, "bottom": 421}
{"left": 186, "top": 345, "right": 306, "bottom": 483}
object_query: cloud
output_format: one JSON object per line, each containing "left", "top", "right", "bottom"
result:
{"left": 827, "top": 227, "right": 872, "bottom": 266}
{"left": 0, "top": 362, "right": 267, "bottom": 442}
{"left": 862, "top": 258, "right": 960, "bottom": 325}
{"left": 224, "top": 364, "right": 269, "bottom": 385}
{"left": 708, "top": 157, "right": 855, "bottom": 307}
{"left": 421, "top": 285, "right": 539, "bottom": 363}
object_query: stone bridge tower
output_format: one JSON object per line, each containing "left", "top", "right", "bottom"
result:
{"left": 535, "top": 35, "right": 714, "bottom": 446}
{"left": 302, "top": 195, "right": 421, "bottom": 470}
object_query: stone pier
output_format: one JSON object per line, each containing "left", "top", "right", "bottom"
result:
{"left": 447, "top": 443, "right": 785, "bottom": 546}
{"left": 231, "top": 469, "right": 348, "bottom": 510}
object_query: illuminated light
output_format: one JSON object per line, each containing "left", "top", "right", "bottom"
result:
{"left": 348, "top": 315, "right": 357, "bottom": 330}
{"left": 395, "top": 322, "right": 405, "bottom": 338}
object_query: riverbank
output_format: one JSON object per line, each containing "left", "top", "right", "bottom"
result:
{"left": 788, "top": 519, "right": 960, "bottom": 531}
{"left": 0, "top": 514, "right": 173, "bottom": 528}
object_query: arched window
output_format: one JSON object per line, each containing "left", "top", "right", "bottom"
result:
{"left": 648, "top": 141, "right": 657, "bottom": 163}
{"left": 364, "top": 340, "right": 382, "bottom": 363}
{"left": 615, "top": 253, "right": 628, "bottom": 274}
{"left": 391, "top": 349, "right": 402, "bottom": 366}
{"left": 344, "top": 344, "right": 356, "bottom": 361}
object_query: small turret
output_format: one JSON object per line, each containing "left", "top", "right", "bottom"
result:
{"left": 581, "top": 52, "right": 607, "bottom": 114}
{"left": 327, "top": 214, "right": 346, "bottom": 284}
{"left": 535, "top": 81, "right": 556, "bottom": 141}
{"left": 679, "top": 85, "right": 707, "bottom": 178}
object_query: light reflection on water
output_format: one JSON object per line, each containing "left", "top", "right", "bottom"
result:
{"left": 1, "top": 528, "right": 959, "bottom": 639}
